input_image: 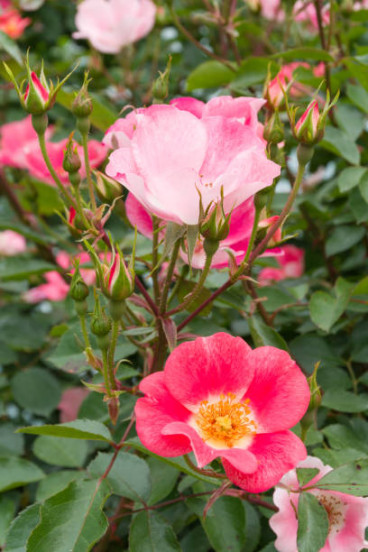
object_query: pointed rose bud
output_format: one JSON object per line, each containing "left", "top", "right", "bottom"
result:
{"left": 263, "top": 111, "right": 284, "bottom": 144}
{"left": 200, "top": 201, "right": 231, "bottom": 242}
{"left": 69, "top": 263, "right": 89, "bottom": 302}
{"left": 294, "top": 100, "right": 321, "bottom": 145}
{"left": 63, "top": 134, "right": 82, "bottom": 175}
{"left": 24, "top": 69, "right": 51, "bottom": 115}
{"left": 72, "top": 73, "right": 93, "bottom": 118}
{"left": 94, "top": 171, "right": 122, "bottom": 204}
{"left": 258, "top": 214, "right": 282, "bottom": 247}
{"left": 101, "top": 246, "right": 135, "bottom": 302}
{"left": 91, "top": 294, "right": 112, "bottom": 350}
{"left": 152, "top": 56, "right": 172, "bottom": 101}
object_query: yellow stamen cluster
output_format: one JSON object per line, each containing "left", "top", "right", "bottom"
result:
{"left": 196, "top": 392, "right": 257, "bottom": 447}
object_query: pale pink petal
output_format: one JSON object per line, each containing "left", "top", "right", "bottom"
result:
{"left": 169, "top": 97, "right": 205, "bottom": 118}
{"left": 164, "top": 333, "right": 254, "bottom": 410}
{"left": 270, "top": 488, "right": 298, "bottom": 552}
{"left": 223, "top": 431, "right": 307, "bottom": 493}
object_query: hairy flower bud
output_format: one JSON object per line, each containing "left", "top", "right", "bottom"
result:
{"left": 200, "top": 202, "right": 231, "bottom": 242}
{"left": 63, "top": 135, "right": 82, "bottom": 174}
{"left": 69, "top": 265, "right": 89, "bottom": 302}
{"left": 94, "top": 171, "right": 122, "bottom": 204}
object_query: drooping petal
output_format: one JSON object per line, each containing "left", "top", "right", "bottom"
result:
{"left": 243, "top": 346, "right": 310, "bottom": 433}
{"left": 164, "top": 333, "right": 254, "bottom": 411}
{"left": 223, "top": 431, "right": 307, "bottom": 493}
{"left": 125, "top": 193, "right": 154, "bottom": 238}
{"left": 135, "top": 372, "right": 193, "bottom": 457}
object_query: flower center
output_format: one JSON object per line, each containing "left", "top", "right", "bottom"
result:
{"left": 195, "top": 392, "right": 257, "bottom": 447}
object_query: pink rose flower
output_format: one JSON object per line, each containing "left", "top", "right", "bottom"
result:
{"left": 293, "top": 1, "right": 330, "bottom": 30}
{"left": 270, "top": 456, "right": 368, "bottom": 552}
{"left": 266, "top": 63, "right": 310, "bottom": 109}
{"left": 259, "top": 245, "right": 305, "bottom": 285}
{"left": 105, "top": 97, "right": 280, "bottom": 226}
{"left": 58, "top": 387, "right": 90, "bottom": 423}
{"left": 255, "top": 0, "right": 284, "bottom": 20}
{"left": 73, "top": 0, "right": 156, "bottom": 54}
{"left": 24, "top": 138, "right": 106, "bottom": 186}
{"left": 0, "top": 115, "right": 53, "bottom": 169}
{"left": 23, "top": 271, "right": 70, "bottom": 303}
{"left": 135, "top": 332, "right": 310, "bottom": 493}
{"left": 0, "top": 230, "right": 27, "bottom": 256}
{"left": 0, "top": 2, "right": 30, "bottom": 39}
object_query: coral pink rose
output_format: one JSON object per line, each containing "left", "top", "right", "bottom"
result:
{"left": 270, "top": 456, "right": 368, "bottom": 552}
{"left": 0, "top": 1, "right": 30, "bottom": 39}
{"left": 135, "top": 332, "right": 310, "bottom": 493}
{"left": 105, "top": 97, "right": 280, "bottom": 225}
{"left": 58, "top": 388, "right": 90, "bottom": 423}
{"left": 0, "top": 115, "right": 53, "bottom": 169}
{"left": 259, "top": 245, "right": 305, "bottom": 285}
{"left": 24, "top": 138, "right": 106, "bottom": 186}
{"left": 0, "top": 230, "right": 26, "bottom": 256}
{"left": 73, "top": 0, "right": 156, "bottom": 54}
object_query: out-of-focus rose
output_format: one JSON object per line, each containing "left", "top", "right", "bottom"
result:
{"left": 73, "top": 0, "right": 156, "bottom": 54}
{"left": 247, "top": 0, "right": 284, "bottom": 20}
{"left": 293, "top": 0, "right": 330, "bottom": 30}
{"left": 58, "top": 387, "right": 90, "bottom": 423}
{"left": 270, "top": 456, "right": 368, "bottom": 552}
{"left": 258, "top": 245, "right": 305, "bottom": 285}
{"left": 0, "top": 1, "right": 30, "bottom": 38}
{"left": 0, "top": 115, "right": 53, "bottom": 169}
{"left": 23, "top": 138, "right": 106, "bottom": 186}
{"left": 266, "top": 63, "right": 310, "bottom": 109}
{"left": 0, "top": 230, "right": 27, "bottom": 256}
{"left": 105, "top": 97, "right": 280, "bottom": 226}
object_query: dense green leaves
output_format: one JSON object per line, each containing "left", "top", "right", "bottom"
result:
{"left": 4, "top": 505, "right": 41, "bottom": 552}
{"left": 33, "top": 436, "right": 88, "bottom": 467}
{"left": 11, "top": 368, "right": 61, "bottom": 416}
{"left": 129, "top": 511, "right": 181, "bottom": 552}
{"left": 0, "top": 457, "right": 44, "bottom": 492}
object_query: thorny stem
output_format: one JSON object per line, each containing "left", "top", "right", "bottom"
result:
{"left": 184, "top": 454, "right": 227, "bottom": 479}
{"left": 102, "top": 348, "right": 112, "bottom": 397}
{"left": 135, "top": 275, "right": 159, "bottom": 317}
{"left": 151, "top": 216, "right": 161, "bottom": 303}
{"left": 108, "top": 320, "right": 120, "bottom": 382}
{"left": 159, "top": 239, "right": 181, "bottom": 314}
{"left": 79, "top": 313, "right": 91, "bottom": 350}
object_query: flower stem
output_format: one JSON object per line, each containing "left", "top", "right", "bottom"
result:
{"left": 184, "top": 454, "right": 227, "bottom": 479}
{"left": 81, "top": 132, "right": 97, "bottom": 210}
{"left": 159, "top": 239, "right": 181, "bottom": 313}
{"left": 79, "top": 313, "right": 91, "bottom": 349}
{"left": 108, "top": 320, "right": 120, "bottom": 380}
{"left": 102, "top": 348, "right": 112, "bottom": 397}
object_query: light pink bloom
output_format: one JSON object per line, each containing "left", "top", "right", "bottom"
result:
{"left": 266, "top": 63, "right": 310, "bottom": 108}
{"left": 73, "top": 0, "right": 156, "bottom": 54}
{"left": 0, "top": 230, "right": 26, "bottom": 256}
{"left": 270, "top": 456, "right": 368, "bottom": 552}
{"left": 0, "top": 115, "right": 53, "bottom": 169}
{"left": 135, "top": 332, "right": 310, "bottom": 493}
{"left": 293, "top": 1, "right": 330, "bottom": 30}
{"left": 255, "top": 0, "right": 284, "bottom": 20}
{"left": 58, "top": 387, "right": 90, "bottom": 423}
{"left": 0, "top": 3, "right": 30, "bottom": 39}
{"left": 259, "top": 245, "right": 304, "bottom": 285}
{"left": 105, "top": 97, "right": 280, "bottom": 225}
{"left": 23, "top": 271, "right": 70, "bottom": 303}
{"left": 56, "top": 250, "right": 96, "bottom": 286}
{"left": 24, "top": 138, "right": 106, "bottom": 186}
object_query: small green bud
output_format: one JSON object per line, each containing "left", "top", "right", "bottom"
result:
{"left": 152, "top": 57, "right": 172, "bottom": 102}
{"left": 94, "top": 171, "right": 122, "bottom": 204}
{"left": 200, "top": 202, "right": 231, "bottom": 242}
{"left": 63, "top": 135, "right": 82, "bottom": 174}
{"left": 72, "top": 72, "right": 93, "bottom": 118}
{"left": 70, "top": 264, "right": 89, "bottom": 302}
{"left": 91, "top": 310, "right": 112, "bottom": 337}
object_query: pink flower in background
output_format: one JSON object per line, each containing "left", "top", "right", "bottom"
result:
{"left": 73, "top": 0, "right": 156, "bottom": 54}
{"left": 293, "top": 1, "right": 330, "bottom": 30}
{"left": 58, "top": 387, "right": 90, "bottom": 423}
{"left": 270, "top": 456, "right": 368, "bottom": 552}
{"left": 23, "top": 138, "right": 106, "bottom": 186}
{"left": 0, "top": 115, "right": 53, "bottom": 169}
{"left": 135, "top": 332, "right": 309, "bottom": 493}
{"left": 105, "top": 97, "right": 280, "bottom": 225}
{"left": 266, "top": 63, "right": 309, "bottom": 108}
{"left": 56, "top": 250, "right": 96, "bottom": 286}
{"left": 23, "top": 271, "right": 70, "bottom": 303}
{"left": 0, "top": 1, "right": 30, "bottom": 39}
{"left": 0, "top": 230, "right": 27, "bottom": 256}
{"left": 255, "top": 0, "right": 284, "bottom": 20}
{"left": 259, "top": 245, "right": 305, "bottom": 285}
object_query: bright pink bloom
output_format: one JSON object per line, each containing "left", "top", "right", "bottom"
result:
{"left": 0, "top": 230, "right": 26, "bottom": 256}
{"left": 23, "top": 271, "right": 70, "bottom": 303}
{"left": 0, "top": 3, "right": 30, "bottom": 39}
{"left": 259, "top": 245, "right": 304, "bottom": 285}
{"left": 0, "top": 115, "right": 53, "bottom": 169}
{"left": 314, "top": 62, "right": 326, "bottom": 78}
{"left": 293, "top": 1, "right": 330, "bottom": 30}
{"left": 73, "top": 0, "right": 156, "bottom": 54}
{"left": 24, "top": 138, "right": 106, "bottom": 186}
{"left": 105, "top": 97, "right": 280, "bottom": 226}
{"left": 58, "top": 387, "right": 90, "bottom": 423}
{"left": 135, "top": 333, "right": 310, "bottom": 493}
{"left": 294, "top": 99, "right": 321, "bottom": 143}
{"left": 270, "top": 456, "right": 368, "bottom": 552}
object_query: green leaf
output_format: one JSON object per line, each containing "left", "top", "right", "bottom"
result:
{"left": 325, "top": 225, "right": 365, "bottom": 257}
{"left": 33, "top": 436, "right": 88, "bottom": 468}
{"left": 249, "top": 314, "right": 289, "bottom": 350}
{"left": 129, "top": 510, "right": 181, "bottom": 552}
{"left": 358, "top": 171, "right": 368, "bottom": 203}
{"left": 289, "top": 335, "right": 340, "bottom": 375}
{"left": 271, "top": 47, "right": 334, "bottom": 62}
{"left": 0, "top": 497, "right": 16, "bottom": 548}
{"left": 27, "top": 479, "right": 111, "bottom": 552}
{"left": 147, "top": 457, "right": 179, "bottom": 506}
{"left": 18, "top": 419, "right": 112, "bottom": 442}
{"left": 0, "top": 30, "right": 23, "bottom": 64}
{"left": 346, "top": 83, "right": 368, "bottom": 114}
{"left": 349, "top": 187, "right": 368, "bottom": 223}
{"left": 187, "top": 496, "right": 246, "bottom": 552}
{"left": 231, "top": 57, "right": 278, "bottom": 89}
{"left": 297, "top": 493, "right": 329, "bottom": 552}
{"left": 36, "top": 470, "right": 86, "bottom": 502}
{"left": 243, "top": 502, "right": 261, "bottom": 552}
{"left": 309, "top": 280, "right": 352, "bottom": 332}
{"left": 320, "top": 126, "right": 360, "bottom": 165}
{"left": 296, "top": 468, "right": 319, "bottom": 487}
{"left": 11, "top": 368, "right": 61, "bottom": 417}
{"left": 4, "top": 504, "right": 41, "bottom": 552}
{"left": 0, "top": 457, "right": 44, "bottom": 492}
{"left": 0, "top": 257, "right": 56, "bottom": 282}
{"left": 177, "top": 281, "right": 213, "bottom": 315}
{"left": 186, "top": 61, "right": 235, "bottom": 91}
{"left": 316, "top": 458, "right": 368, "bottom": 495}
{"left": 88, "top": 451, "right": 151, "bottom": 503}
{"left": 0, "top": 423, "right": 24, "bottom": 457}
{"left": 322, "top": 421, "right": 368, "bottom": 454}
{"left": 321, "top": 390, "right": 368, "bottom": 413}
{"left": 337, "top": 166, "right": 367, "bottom": 193}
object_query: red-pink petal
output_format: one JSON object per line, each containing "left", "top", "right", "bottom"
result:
{"left": 244, "top": 346, "right": 310, "bottom": 433}
{"left": 164, "top": 333, "right": 254, "bottom": 410}
{"left": 223, "top": 431, "right": 307, "bottom": 493}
